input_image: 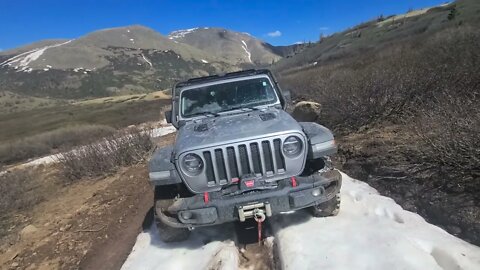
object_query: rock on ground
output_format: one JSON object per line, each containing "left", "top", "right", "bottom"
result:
{"left": 291, "top": 101, "right": 321, "bottom": 122}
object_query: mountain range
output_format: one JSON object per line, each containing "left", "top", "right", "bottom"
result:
{"left": 0, "top": 26, "right": 301, "bottom": 99}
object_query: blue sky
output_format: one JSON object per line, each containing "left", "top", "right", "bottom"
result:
{"left": 1, "top": 0, "right": 448, "bottom": 50}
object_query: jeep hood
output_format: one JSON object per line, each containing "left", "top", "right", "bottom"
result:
{"left": 174, "top": 108, "right": 303, "bottom": 155}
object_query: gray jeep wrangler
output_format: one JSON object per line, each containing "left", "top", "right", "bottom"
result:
{"left": 149, "top": 69, "right": 342, "bottom": 242}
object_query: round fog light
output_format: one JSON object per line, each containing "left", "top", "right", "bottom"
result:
{"left": 312, "top": 188, "right": 321, "bottom": 197}
{"left": 181, "top": 211, "right": 192, "bottom": 220}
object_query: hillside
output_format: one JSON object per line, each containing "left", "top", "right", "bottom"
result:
{"left": 168, "top": 27, "right": 282, "bottom": 66}
{"left": 0, "top": 25, "right": 287, "bottom": 99}
{"left": 273, "top": 0, "right": 480, "bottom": 246}
{"left": 273, "top": 0, "right": 480, "bottom": 73}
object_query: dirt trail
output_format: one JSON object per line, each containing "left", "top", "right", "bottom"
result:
{"left": 235, "top": 220, "right": 276, "bottom": 270}
{"left": 0, "top": 165, "right": 153, "bottom": 270}
{"left": 1, "top": 131, "right": 278, "bottom": 270}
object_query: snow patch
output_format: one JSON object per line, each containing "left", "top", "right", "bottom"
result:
{"left": 127, "top": 29, "right": 131, "bottom": 33}
{"left": 201, "top": 59, "right": 208, "bottom": 63}
{"left": 121, "top": 223, "right": 239, "bottom": 270}
{"left": 168, "top": 27, "right": 199, "bottom": 39}
{"left": 141, "top": 53, "right": 153, "bottom": 67}
{"left": 241, "top": 40, "right": 252, "bottom": 63}
{"left": 0, "top": 40, "right": 73, "bottom": 71}
{"left": 273, "top": 173, "right": 480, "bottom": 270}
{"left": 121, "top": 172, "right": 480, "bottom": 270}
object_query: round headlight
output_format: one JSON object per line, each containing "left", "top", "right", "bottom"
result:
{"left": 283, "top": 136, "right": 303, "bottom": 157}
{"left": 182, "top": 154, "right": 203, "bottom": 175}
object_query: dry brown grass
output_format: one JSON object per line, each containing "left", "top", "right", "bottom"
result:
{"left": 0, "top": 124, "right": 116, "bottom": 166}
{"left": 279, "top": 25, "right": 480, "bottom": 185}
{"left": 57, "top": 128, "right": 154, "bottom": 180}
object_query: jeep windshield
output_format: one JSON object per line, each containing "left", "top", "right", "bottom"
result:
{"left": 180, "top": 77, "right": 278, "bottom": 118}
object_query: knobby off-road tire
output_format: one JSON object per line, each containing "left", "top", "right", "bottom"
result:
{"left": 154, "top": 185, "right": 191, "bottom": 243}
{"left": 155, "top": 216, "right": 190, "bottom": 243}
{"left": 311, "top": 192, "right": 341, "bottom": 217}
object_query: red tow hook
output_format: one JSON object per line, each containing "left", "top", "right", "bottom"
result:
{"left": 203, "top": 192, "right": 209, "bottom": 204}
{"left": 290, "top": 176, "right": 298, "bottom": 187}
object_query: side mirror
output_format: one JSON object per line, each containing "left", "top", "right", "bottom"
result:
{"left": 164, "top": 110, "right": 172, "bottom": 124}
{"left": 282, "top": 89, "right": 292, "bottom": 109}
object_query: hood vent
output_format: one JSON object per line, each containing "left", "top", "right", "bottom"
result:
{"left": 259, "top": 113, "right": 276, "bottom": 121}
{"left": 194, "top": 123, "right": 209, "bottom": 132}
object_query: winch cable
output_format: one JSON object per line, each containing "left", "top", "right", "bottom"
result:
{"left": 253, "top": 209, "right": 266, "bottom": 244}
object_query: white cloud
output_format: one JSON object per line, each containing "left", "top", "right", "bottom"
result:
{"left": 319, "top": 26, "right": 329, "bottom": 31}
{"left": 267, "top": 30, "right": 282, "bottom": 37}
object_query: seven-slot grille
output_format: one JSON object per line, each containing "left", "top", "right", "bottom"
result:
{"left": 202, "top": 139, "right": 286, "bottom": 186}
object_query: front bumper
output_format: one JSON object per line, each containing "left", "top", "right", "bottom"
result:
{"left": 155, "top": 170, "right": 342, "bottom": 228}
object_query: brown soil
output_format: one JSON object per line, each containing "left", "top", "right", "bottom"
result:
{"left": 0, "top": 131, "right": 279, "bottom": 270}
{"left": 0, "top": 165, "right": 153, "bottom": 270}
{"left": 0, "top": 134, "right": 176, "bottom": 270}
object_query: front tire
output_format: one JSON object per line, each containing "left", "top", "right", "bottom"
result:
{"left": 154, "top": 185, "right": 191, "bottom": 242}
{"left": 311, "top": 192, "right": 341, "bottom": 217}
{"left": 155, "top": 215, "right": 190, "bottom": 243}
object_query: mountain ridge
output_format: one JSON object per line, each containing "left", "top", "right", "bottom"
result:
{"left": 0, "top": 25, "right": 296, "bottom": 99}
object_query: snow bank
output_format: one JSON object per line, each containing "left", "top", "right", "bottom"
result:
{"left": 121, "top": 224, "right": 239, "bottom": 270}
{"left": 273, "top": 173, "right": 480, "bottom": 270}
{"left": 169, "top": 28, "right": 199, "bottom": 39}
{"left": 0, "top": 40, "right": 73, "bottom": 70}
{"left": 121, "top": 172, "right": 480, "bottom": 269}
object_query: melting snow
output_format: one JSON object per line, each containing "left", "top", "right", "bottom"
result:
{"left": 273, "top": 173, "right": 480, "bottom": 270}
{"left": 127, "top": 29, "right": 131, "bottom": 33}
{"left": 241, "top": 40, "right": 252, "bottom": 63}
{"left": 121, "top": 173, "right": 480, "bottom": 270}
{"left": 169, "top": 27, "right": 199, "bottom": 39}
{"left": 201, "top": 59, "right": 208, "bottom": 63}
{"left": 0, "top": 40, "right": 73, "bottom": 71}
{"left": 141, "top": 53, "right": 153, "bottom": 67}
{"left": 121, "top": 224, "right": 239, "bottom": 270}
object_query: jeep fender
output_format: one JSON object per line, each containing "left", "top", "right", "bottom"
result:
{"left": 149, "top": 146, "right": 182, "bottom": 185}
{"left": 300, "top": 122, "right": 337, "bottom": 159}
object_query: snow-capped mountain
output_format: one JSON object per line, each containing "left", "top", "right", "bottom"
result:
{"left": 0, "top": 25, "right": 289, "bottom": 99}
{"left": 168, "top": 27, "right": 282, "bottom": 66}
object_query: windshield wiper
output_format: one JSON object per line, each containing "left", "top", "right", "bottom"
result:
{"left": 189, "top": 111, "right": 220, "bottom": 118}
{"left": 225, "top": 105, "right": 260, "bottom": 113}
